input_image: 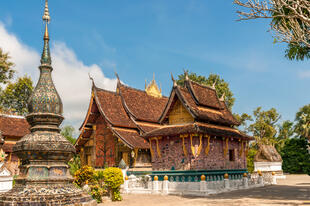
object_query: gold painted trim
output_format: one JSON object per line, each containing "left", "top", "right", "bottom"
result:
{"left": 180, "top": 134, "right": 188, "bottom": 156}
{"left": 205, "top": 134, "right": 210, "bottom": 156}
{"left": 149, "top": 140, "right": 154, "bottom": 159}
{"left": 133, "top": 148, "right": 139, "bottom": 167}
{"left": 223, "top": 137, "right": 229, "bottom": 157}
{"left": 155, "top": 138, "right": 161, "bottom": 158}
{"left": 197, "top": 106, "right": 223, "bottom": 115}
{"left": 239, "top": 141, "right": 244, "bottom": 157}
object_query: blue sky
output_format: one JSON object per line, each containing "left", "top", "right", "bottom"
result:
{"left": 1, "top": 0, "right": 310, "bottom": 129}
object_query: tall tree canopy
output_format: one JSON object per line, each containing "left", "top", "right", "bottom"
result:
{"left": 61, "top": 125, "right": 77, "bottom": 145}
{"left": 234, "top": 0, "right": 310, "bottom": 60}
{"left": 295, "top": 104, "right": 310, "bottom": 139}
{"left": 177, "top": 72, "right": 235, "bottom": 110}
{"left": 0, "top": 48, "right": 34, "bottom": 115}
{"left": 247, "top": 107, "right": 281, "bottom": 146}
{"left": 0, "top": 76, "right": 33, "bottom": 115}
{"left": 0, "top": 48, "right": 15, "bottom": 84}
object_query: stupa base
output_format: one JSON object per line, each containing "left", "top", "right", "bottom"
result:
{"left": 0, "top": 183, "right": 96, "bottom": 206}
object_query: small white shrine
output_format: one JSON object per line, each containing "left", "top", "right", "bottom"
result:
{"left": 254, "top": 144, "right": 285, "bottom": 180}
{"left": 0, "top": 150, "right": 13, "bottom": 193}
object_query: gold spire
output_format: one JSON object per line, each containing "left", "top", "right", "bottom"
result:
{"left": 43, "top": 0, "right": 50, "bottom": 23}
{"left": 40, "top": 0, "right": 51, "bottom": 65}
{"left": 44, "top": 23, "right": 49, "bottom": 40}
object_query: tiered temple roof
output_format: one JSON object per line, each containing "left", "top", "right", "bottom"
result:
{"left": 76, "top": 73, "right": 252, "bottom": 152}
{"left": 76, "top": 79, "right": 168, "bottom": 150}
{"left": 144, "top": 76, "right": 251, "bottom": 140}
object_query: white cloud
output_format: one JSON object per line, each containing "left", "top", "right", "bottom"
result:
{"left": 0, "top": 22, "right": 117, "bottom": 131}
{"left": 297, "top": 70, "right": 310, "bottom": 79}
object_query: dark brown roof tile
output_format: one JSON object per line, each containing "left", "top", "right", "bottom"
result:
{"left": 95, "top": 88, "right": 136, "bottom": 128}
{"left": 119, "top": 84, "right": 168, "bottom": 122}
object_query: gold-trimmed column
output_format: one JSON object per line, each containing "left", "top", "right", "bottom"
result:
{"left": 149, "top": 139, "right": 154, "bottom": 159}
{"left": 223, "top": 137, "right": 229, "bottom": 157}
{"left": 155, "top": 137, "right": 161, "bottom": 158}
{"left": 133, "top": 148, "right": 139, "bottom": 167}
{"left": 204, "top": 134, "right": 211, "bottom": 156}
{"left": 150, "top": 137, "right": 162, "bottom": 158}
{"left": 180, "top": 134, "right": 188, "bottom": 156}
{"left": 239, "top": 141, "right": 244, "bottom": 157}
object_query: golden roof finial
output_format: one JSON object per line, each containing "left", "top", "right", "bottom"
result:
{"left": 219, "top": 92, "right": 225, "bottom": 101}
{"left": 212, "top": 80, "right": 217, "bottom": 89}
{"left": 43, "top": 0, "right": 50, "bottom": 23}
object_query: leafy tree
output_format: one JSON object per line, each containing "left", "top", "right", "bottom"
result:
{"left": 0, "top": 76, "right": 33, "bottom": 115}
{"left": 281, "top": 137, "right": 310, "bottom": 174}
{"left": 234, "top": 0, "right": 310, "bottom": 61}
{"left": 248, "top": 107, "right": 281, "bottom": 146}
{"left": 234, "top": 112, "right": 253, "bottom": 131}
{"left": 276, "top": 120, "right": 295, "bottom": 151}
{"left": 61, "top": 125, "right": 77, "bottom": 145}
{"left": 295, "top": 104, "right": 310, "bottom": 140}
{"left": 285, "top": 44, "right": 310, "bottom": 61}
{"left": 177, "top": 71, "right": 235, "bottom": 110}
{"left": 0, "top": 48, "right": 15, "bottom": 84}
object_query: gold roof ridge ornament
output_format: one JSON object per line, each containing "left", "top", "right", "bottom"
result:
{"left": 145, "top": 73, "right": 162, "bottom": 98}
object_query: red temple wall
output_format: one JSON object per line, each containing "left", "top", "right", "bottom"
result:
{"left": 94, "top": 116, "right": 117, "bottom": 168}
{"left": 151, "top": 135, "right": 247, "bottom": 171}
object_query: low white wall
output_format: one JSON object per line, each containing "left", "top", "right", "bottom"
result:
{"left": 124, "top": 174, "right": 273, "bottom": 196}
{"left": 254, "top": 162, "right": 282, "bottom": 172}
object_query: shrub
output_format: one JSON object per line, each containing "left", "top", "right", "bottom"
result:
{"left": 73, "top": 165, "right": 95, "bottom": 187}
{"left": 68, "top": 155, "right": 81, "bottom": 176}
{"left": 103, "top": 167, "right": 124, "bottom": 201}
{"left": 247, "top": 147, "right": 257, "bottom": 173}
{"left": 89, "top": 184, "right": 107, "bottom": 203}
{"left": 281, "top": 137, "right": 310, "bottom": 174}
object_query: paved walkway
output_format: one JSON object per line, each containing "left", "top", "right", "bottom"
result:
{"left": 100, "top": 174, "right": 310, "bottom": 206}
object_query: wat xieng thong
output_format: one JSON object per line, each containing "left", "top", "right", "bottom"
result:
{"left": 76, "top": 71, "right": 253, "bottom": 182}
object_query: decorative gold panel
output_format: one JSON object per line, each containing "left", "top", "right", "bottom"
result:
{"left": 169, "top": 100, "right": 194, "bottom": 125}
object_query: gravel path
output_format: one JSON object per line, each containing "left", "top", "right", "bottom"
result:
{"left": 100, "top": 174, "right": 310, "bottom": 206}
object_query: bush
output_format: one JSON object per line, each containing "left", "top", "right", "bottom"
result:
{"left": 247, "top": 147, "right": 257, "bottom": 173}
{"left": 281, "top": 137, "right": 310, "bottom": 174}
{"left": 103, "top": 167, "right": 124, "bottom": 201}
{"left": 68, "top": 155, "right": 81, "bottom": 176}
{"left": 73, "top": 165, "right": 95, "bottom": 187}
{"left": 89, "top": 184, "right": 107, "bottom": 203}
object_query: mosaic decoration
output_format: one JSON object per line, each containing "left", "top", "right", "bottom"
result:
{"left": 0, "top": 149, "right": 7, "bottom": 162}
{"left": 0, "top": 1, "right": 95, "bottom": 205}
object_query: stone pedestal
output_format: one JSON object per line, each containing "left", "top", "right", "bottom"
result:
{"left": 162, "top": 180, "right": 169, "bottom": 194}
{"left": 200, "top": 180, "right": 207, "bottom": 192}
{"left": 258, "top": 176, "right": 264, "bottom": 186}
{"left": 152, "top": 179, "right": 159, "bottom": 194}
{"left": 124, "top": 178, "right": 129, "bottom": 193}
{"left": 224, "top": 179, "right": 230, "bottom": 189}
{"left": 243, "top": 177, "right": 248, "bottom": 189}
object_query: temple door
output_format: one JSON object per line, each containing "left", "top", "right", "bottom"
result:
{"left": 122, "top": 152, "right": 129, "bottom": 166}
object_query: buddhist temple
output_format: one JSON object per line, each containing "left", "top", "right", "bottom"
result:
{"left": 77, "top": 72, "right": 253, "bottom": 173}
{"left": 143, "top": 73, "right": 253, "bottom": 171}
{"left": 76, "top": 75, "right": 167, "bottom": 170}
